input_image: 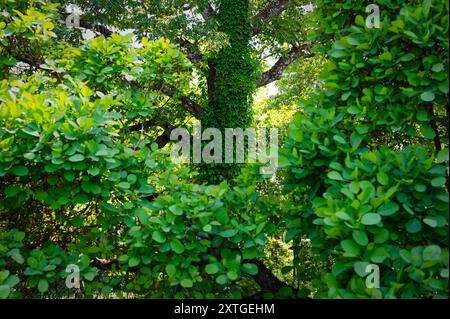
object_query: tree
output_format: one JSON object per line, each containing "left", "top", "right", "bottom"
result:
{"left": 5, "top": 0, "right": 313, "bottom": 179}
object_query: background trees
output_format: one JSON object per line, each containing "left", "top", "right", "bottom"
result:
{"left": 57, "top": 0, "right": 312, "bottom": 156}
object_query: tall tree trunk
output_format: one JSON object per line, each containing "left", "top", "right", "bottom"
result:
{"left": 199, "top": 0, "right": 257, "bottom": 183}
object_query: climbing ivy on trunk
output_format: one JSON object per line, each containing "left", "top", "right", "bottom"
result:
{"left": 200, "top": 0, "right": 258, "bottom": 183}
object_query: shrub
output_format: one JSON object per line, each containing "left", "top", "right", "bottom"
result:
{"left": 280, "top": 0, "right": 449, "bottom": 298}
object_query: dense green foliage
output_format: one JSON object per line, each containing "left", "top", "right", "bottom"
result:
{"left": 0, "top": 0, "right": 448, "bottom": 300}
{"left": 280, "top": 0, "right": 449, "bottom": 298}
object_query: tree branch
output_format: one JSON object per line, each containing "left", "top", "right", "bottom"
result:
{"left": 1, "top": 42, "right": 45, "bottom": 71}
{"left": 249, "top": 259, "right": 294, "bottom": 297}
{"left": 252, "top": 0, "right": 290, "bottom": 36}
{"left": 162, "top": 85, "right": 206, "bottom": 118}
{"left": 256, "top": 43, "right": 313, "bottom": 88}
{"left": 178, "top": 38, "right": 204, "bottom": 64}
{"left": 59, "top": 12, "right": 113, "bottom": 37}
{"left": 201, "top": 2, "right": 214, "bottom": 21}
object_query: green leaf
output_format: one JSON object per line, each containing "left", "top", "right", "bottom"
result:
{"left": 4, "top": 275, "right": 19, "bottom": 288}
{"left": 416, "top": 108, "right": 428, "bottom": 121}
{"left": 180, "top": 278, "right": 193, "bottom": 288}
{"left": 4, "top": 185, "right": 21, "bottom": 197}
{"left": 432, "top": 63, "right": 444, "bottom": 72}
{"left": 354, "top": 261, "right": 370, "bottom": 277}
{"left": 347, "top": 37, "right": 359, "bottom": 46}
{"left": 128, "top": 257, "right": 140, "bottom": 267}
{"left": 378, "top": 202, "right": 399, "bottom": 216}
{"left": 215, "top": 208, "right": 229, "bottom": 224}
{"left": 352, "top": 230, "right": 368, "bottom": 246}
{"left": 169, "top": 205, "right": 183, "bottom": 216}
{"left": 170, "top": 239, "right": 185, "bottom": 254}
{"left": 243, "top": 247, "right": 259, "bottom": 259}
{"left": 216, "top": 274, "right": 228, "bottom": 285}
{"left": 420, "top": 91, "right": 435, "bottom": 102}
{"left": 340, "top": 239, "right": 360, "bottom": 257}
{"left": 333, "top": 135, "right": 346, "bottom": 144}
{"left": 84, "top": 271, "right": 96, "bottom": 281}
{"left": 284, "top": 229, "right": 301, "bottom": 241}
{"left": 373, "top": 229, "right": 389, "bottom": 244}
{"left": 370, "top": 247, "right": 388, "bottom": 263}
{"left": 241, "top": 263, "right": 258, "bottom": 275}
{"left": 405, "top": 219, "right": 422, "bottom": 233}
{"left": 38, "top": 279, "right": 48, "bottom": 293}
{"left": 10, "top": 166, "right": 29, "bottom": 177}
{"left": 423, "top": 217, "right": 438, "bottom": 228}
{"left": 118, "top": 182, "right": 130, "bottom": 189}
{"left": 355, "top": 15, "right": 365, "bottom": 26}
{"left": 423, "top": 245, "right": 441, "bottom": 261}
{"left": 152, "top": 230, "right": 166, "bottom": 243}
{"left": 361, "top": 213, "right": 381, "bottom": 225}
{"left": 438, "top": 80, "right": 449, "bottom": 93}
{"left": 420, "top": 124, "right": 436, "bottom": 139}
{"left": 227, "top": 270, "right": 238, "bottom": 281}
{"left": 399, "top": 53, "right": 415, "bottom": 62}
{"left": 336, "top": 211, "right": 351, "bottom": 221}
{"left": 436, "top": 148, "right": 449, "bottom": 163}
{"left": 88, "top": 166, "right": 100, "bottom": 176}
{"left": 22, "top": 128, "right": 40, "bottom": 137}
{"left": 68, "top": 154, "right": 85, "bottom": 162}
{"left": 165, "top": 264, "right": 177, "bottom": 277}
{"left": 64, "top": 171, "right": 75, "bottom": 182}
{"left": 328, "top": 171, "right": 343, "bottom": 181}
{"left": 23, "top": 153, "right": 36, "bottom": 161}
{"left": 135, "top": 208, "right": 149, "bottom": 224}
{"left": 0, "top": 285, "right": 10, "bottom": 299}
{"left": 219, "top": 229, "right": 238, "bottom": 238}
{"left": 431, "top": 177, "right": 446, "bottom": 187}
{"left": 0, "top": 270, "right": 9, "bottom": 282}
{"left": 73, "top": 193, "right": 89, "bottom": 204}
{"left": 205, "top": 264, "right": 220, "bottom": 275}
{"left": 414, "top": 184, "right": 426, "bottom": 192}
{"left": 376, "top": 172, "right": 389, "bottom": 186}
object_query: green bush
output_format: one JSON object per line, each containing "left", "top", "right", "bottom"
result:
{"left": 280, "top": 0, "right": 449, "bottom": 298}
{"left": 0, "top": 4, "right": 274, "bottom": 298}
{"left": 0, "top": 72, "right": 272, "bottom": 297}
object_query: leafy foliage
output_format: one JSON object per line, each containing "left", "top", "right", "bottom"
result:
{"left": 0, "top": 1, "right": 273, "bottom": 298}
{"left": 280, "top": 0, "right": 449, "bottom": 298}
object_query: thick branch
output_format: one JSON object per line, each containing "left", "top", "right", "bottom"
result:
{"left": 154, "top": 125, "right": 173, "bottom": 149}
{"left": 249, "top": 259, "right": 292, "bottom": 297}
{"left": 59, "top": 12, "right": 113, "bottom": 37}
{"left": 163, "top": 85, "right": 206, "bottom": 118}
{"left": 178, "top": 38, "right": 204, "bottom": 64}
{"left": 1, "top": 43, "right": 44, "bottom": 70}
{"left": 201, "top": 2, "right": 214, "bottom": 21}
{"left": 424, "top": 104, "right": 442, "bottom": 152}
{"left": 207, "top": 60, "right": 217, "bottom": 101}
{"left": 129, "top": 119, "right": 174, "bottom": 149}
{"left": 256, "top": 43, "right": 313, "bottom": 88}
{"left": 252, "top": 0, "right": 290, "bottom": 36}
